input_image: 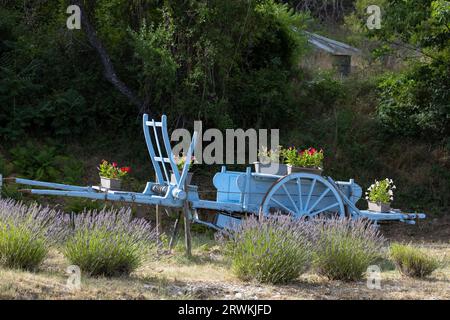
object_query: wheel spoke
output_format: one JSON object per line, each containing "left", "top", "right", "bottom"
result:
{"left": 282, "top": 184, "right": 299, "bottom": 215}
{"left": 297, "top": 178, "right": 303, "bottom": 211}
{"left": 307, "top": 188, "right": 330, "bottom": 214}
{"left": 270, "top": 197, "right": 296, "bottom": 215}
{"left": 304, "top": 178, "right": 316, "bottom": 211}
{"left": 309, "top": 202, "right": 340, "bottom": 216}
{"left": 261, "top": 174, "right": 345, "bottom": 218}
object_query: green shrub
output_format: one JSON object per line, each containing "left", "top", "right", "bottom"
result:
{"left": 0, "top": 153, "right": 14, "bottom": 176}
{"left": 0, "top": 199, "right": 66, "bottom": 270}
{"left": 313, "top": 218, "right": 385, "bottom": 281}
{"left": 377, "top": 62, "right": 450, "bottom": 139}
{"left": 390, "top": 243, "right": 439, "bottom": 278}
{"left": 223, "top": 215, "right": 313, "bottom": 284}
{"left": 64, "top": 208, "right": 156, "bottom": 277}
{"left": 9, "top": 142, "right": 84, "bottom": 183}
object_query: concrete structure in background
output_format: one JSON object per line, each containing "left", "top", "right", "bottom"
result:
{"left": 303, "top": 31, "right": 361, "bottom": 76}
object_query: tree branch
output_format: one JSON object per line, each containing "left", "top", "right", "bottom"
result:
{"left": 72, "top": 0, "right": 151, "bottom": 115}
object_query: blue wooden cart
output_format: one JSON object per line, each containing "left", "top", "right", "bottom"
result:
{"left": 2, "top": 114, "right": 425, "bottom": 253}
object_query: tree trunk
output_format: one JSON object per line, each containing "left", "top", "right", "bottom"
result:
{"left": 72, "top": 0, "right": 151, "bottom": 115}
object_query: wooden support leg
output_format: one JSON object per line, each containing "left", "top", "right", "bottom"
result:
{"left": 155, "top": 204, "right": 161, "bottom": 249}
{"left": 169, "top": 210, "right": 182, "bottom": 252}
{"left": 183, "top": 201, "right": 192, "bottom": 257}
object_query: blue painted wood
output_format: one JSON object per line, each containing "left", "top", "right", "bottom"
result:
{"left": 359, "top": 211, "right": 426, "bottom": 224}
{"left": 15, "top": 178, "right": 92, "bottom": 192}
{"left": 177, "top": 131, "right": 198, "bottom": 190}
{"left": 161, "top": 115, "right": 181, "bottom": 184}
{"left": 142, "top": 114, "right": 198, "bottom": 200}
{"left": 215, "top": 214, "right": 242, "bottom": 230}
{"left": 213, "top": 170, "right": 242, "bottom": 204}
{"left": 143, "top": 114, "right": 165, "bottom": 184}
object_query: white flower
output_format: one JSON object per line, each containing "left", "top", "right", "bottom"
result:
{"left": 366, "top": 196, "right": 369, "bottom": 200}
{"left": 392, "top": 185, "right": 396, "bottom": 189}
{"left": 389, "top": 179, "right": 394, "bottom": 184}
{"left": 388, "top": 190, "right": 393, "bottom": 195}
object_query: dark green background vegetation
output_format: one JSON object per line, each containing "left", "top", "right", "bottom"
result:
{"left": 1, "top": 0, "right": 449, "bottom": 215}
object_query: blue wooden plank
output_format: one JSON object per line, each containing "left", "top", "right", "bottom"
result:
{"left": 161, "top": 115, "right": 181, "bottom": 183}
{"left": 177, "top": 131, "right": 198, "bottom": 189}
{"left": 143, "top": 114, "right": 165, "bottom": 184}
{"left": 15, "top": 178, "right": 91, "bottom": 192}
{"left": 27, "top": 188, "right": 185, "bottom": 207}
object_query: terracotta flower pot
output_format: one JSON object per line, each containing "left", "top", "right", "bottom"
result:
{"left": 100, "top": 176, "right": 122, "bottom": 190}
{"left": 287, "top": 165, "right": 323, "bottom": 176}
{"left": 368, "top": 201, "right": 391, "bottom": 213}
{"left": 253, "top": 162, "right": 288, "bottom": 175}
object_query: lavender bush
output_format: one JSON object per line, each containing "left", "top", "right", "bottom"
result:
{"left": 390, "top": 243, "right": 439, "bottom": 278}
{"left": 312, "top": 217, "right": 385, "bottom": 281}
{"left": 63, "top": 208, "right": 157, "bottom": 277}
{"left": 223, "top": 215, "right": 314, "bottom": 284}
{"left": 0, "top": 199, "right": 67, "bottom": 270}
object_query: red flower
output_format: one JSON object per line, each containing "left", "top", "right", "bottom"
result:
{"left": 121, "top": 167, "right": 131, "bottom": 173}
{"left": 112, "top": 162, "right": 118, "bottom": 168}
{"left": 309, "top": 148, "right": 317, "bottom": 155}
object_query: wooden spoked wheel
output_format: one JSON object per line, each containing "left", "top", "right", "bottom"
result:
{"left": 259, "top": 173, "right": 345, "bottom": 218}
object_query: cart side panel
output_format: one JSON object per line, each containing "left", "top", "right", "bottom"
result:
{"left": 213, "top": 171, "right": 243, "bottom": 204}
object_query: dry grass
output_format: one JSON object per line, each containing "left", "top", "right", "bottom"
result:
{"left": 0, "top": 234, "right": 448, "bottom": 300}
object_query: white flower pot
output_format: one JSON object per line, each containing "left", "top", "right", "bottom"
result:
{"left": 100, "top": 176, "right": 122, "bottom": 190}
{"left": 253, "top": 162, "right": 288, "bottom": 175}
{"left": 368, "top": 201, "right": 391, "bottom": 213}
{"left": 287, "top": 165, "right": 323, "bottom": 176}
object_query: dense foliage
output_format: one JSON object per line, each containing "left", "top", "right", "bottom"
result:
{"left": 350, "top": 0, "right": 450, "bottom": 139}
{"left": 0, "top": 0, "right": 308, "bottom": 142}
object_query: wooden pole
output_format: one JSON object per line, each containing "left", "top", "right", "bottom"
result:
{"left": 169, "top": 210, "right": 182, "bottom": 251}
{"left": 154, "top": 173, "right": 161, "bottom": 249}
{"left": 183, "top": 200, "right": 192, "bottom": 257}
{"left": 156, "top": 204, "right": 161, "bottom": 249}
